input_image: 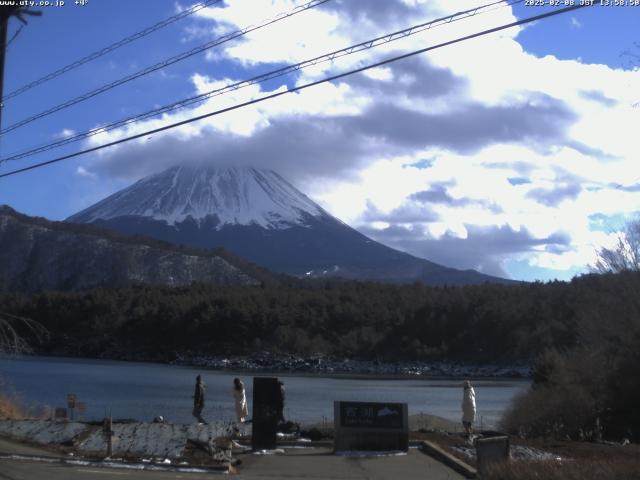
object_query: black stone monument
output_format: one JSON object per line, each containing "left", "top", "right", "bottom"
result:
{"left": 252, "top": 377, "right": 280, "bottom": 450}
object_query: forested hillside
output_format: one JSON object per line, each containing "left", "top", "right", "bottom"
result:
{"left": 2, "top": 271, "right": 637, "bottom": 365}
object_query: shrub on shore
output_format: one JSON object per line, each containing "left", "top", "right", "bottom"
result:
{"left": 0, "top": 394, "right": 24, "bottom": 420}
{"left": 0, "top": 380, "right": 49, "bottom": 420}
{"left": 501, "top": 272, "right": 640, "bottom": 441}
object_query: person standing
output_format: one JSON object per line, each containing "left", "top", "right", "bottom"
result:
{"left": 193, "top": 375, "right": 207, "bottom": 424}
{"left": 462, "top": 380, "right": 476, "bottom": 436}
{"left": 232, "top": 378, "right": 249, "bottom": 423}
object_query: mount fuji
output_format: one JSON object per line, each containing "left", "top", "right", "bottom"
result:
{"left": 67, "top": 165, "right": 510, "bottom": 285}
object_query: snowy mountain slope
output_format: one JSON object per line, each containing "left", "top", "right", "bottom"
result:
{"left": 69, "top": 166, "right": 328, "bottom": 229}
{"left": 67, "top": 165, "right": 513, "bottom": 286}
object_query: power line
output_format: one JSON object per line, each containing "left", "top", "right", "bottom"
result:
{"left": 0, "top": 0, "right": 523, "bottom": 164}
{"left": 2, "top": 0, "right": 223, "bottom": 103}
{"left": 3, "top": 24, "right": 23, "bottom": 50}
{"left": 0, "top": 0, "right": 332, "bottom": 137}
{"left": 0, "top": 3, "right": 592, "bottom": 180}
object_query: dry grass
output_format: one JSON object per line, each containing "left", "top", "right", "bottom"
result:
{"left": 0, "top": 393, "right": 25, "bottom": 420}
{"left": 485, "top": 458, "right": 640, "bottom": 480}
{"left": 0, "top": 380, "right": 50, "bottom": 420}
{"left": 409, "top": 412, "right": 459, "bottom": 433}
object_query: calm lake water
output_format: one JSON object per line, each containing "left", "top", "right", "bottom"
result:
{"left": 0, "top": 356, "right": 529, "bottom": 429}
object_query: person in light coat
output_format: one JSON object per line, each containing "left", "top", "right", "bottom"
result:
{"left": 461, "top": 380, "right": 476, "bottom": 436}
{"left": 232, "top": 378, "right": 249, "bottom": 423}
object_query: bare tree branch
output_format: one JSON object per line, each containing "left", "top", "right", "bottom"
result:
{"left": 591, "top": 218, "right": 640, "bottom": 274}
{"left": 0, "top": 311, "right": 49, "bottom": 355}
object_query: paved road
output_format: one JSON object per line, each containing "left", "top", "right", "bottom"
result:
{"left": 0, "top": 460, "right": 219, "bottom": 480}
{"left": 237, "top": 447, "right": 464, "bottom": 480}
{"left": 0, "top": 439, "right": 464, "bottom": 480}
{"left": 0, "top": 439, "right": 219, "bottom": 480}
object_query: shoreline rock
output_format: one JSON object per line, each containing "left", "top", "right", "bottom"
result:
{"left": 170, "top": 352, "right": 531, "bottom": 379}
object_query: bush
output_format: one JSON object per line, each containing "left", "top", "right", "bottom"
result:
{"left": 500, "top": 384, "right": 598, "bottom": 439}
{"left": 500, "top": 271, "right": 640, "bottom": 441}
{"left": 0, "top": 393, "right": 24, "bottom": 420}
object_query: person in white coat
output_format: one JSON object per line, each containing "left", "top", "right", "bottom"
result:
{"left": 462, "top": 380, "right": 476, "bottom": 436}
{"left": 233, "top": 378, "right": 249, "bottom": 423}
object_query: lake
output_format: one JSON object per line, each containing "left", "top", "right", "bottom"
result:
{"left": 0, "top": 355, "right": 529, "bottom": 428}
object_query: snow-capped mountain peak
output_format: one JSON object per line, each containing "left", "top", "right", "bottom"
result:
{"left": 68, "top": 165, "right": 328, "bottom": 229}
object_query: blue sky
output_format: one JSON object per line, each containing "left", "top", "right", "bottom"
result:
{"left": 0, "top": 0, "right": 638, "bottom": 282}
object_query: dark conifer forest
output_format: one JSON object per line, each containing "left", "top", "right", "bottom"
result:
{"left": 1, "top": 271, "right": 637, "bottom": 365}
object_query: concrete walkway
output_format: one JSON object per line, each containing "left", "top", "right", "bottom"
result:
{"left": 0, "top": 437, "right": 465, "bottom": 480}
{"left": 237, "top": 447, "right": 465, "bottom": 479}
{"left": 0, "top": 458, "right": 220, "bottom": 480}
{"left": 0, "top": 427, "right": 467, "bottom": 480}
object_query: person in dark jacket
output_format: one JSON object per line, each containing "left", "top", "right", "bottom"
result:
{"left": 193, "top": 375, "right": 207, "bottom": 424}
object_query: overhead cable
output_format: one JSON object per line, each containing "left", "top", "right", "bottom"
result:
{"left": 0, "top": 0, "right": 522, "bottom": 163}
{"left": 0, "top": 3, "right": 592, "bottom": 179}
{"left": 0, "top": 0, "right": 332, "bottom": 136}
{"left": 2, "top": 0, "right": 224, "bottom": 102}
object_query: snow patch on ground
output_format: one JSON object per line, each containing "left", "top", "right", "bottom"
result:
{"left": 451, "top": 444, "right": 561, "bottom": 461}
{"left": 334, "top": 450, "right": 407, "bottom": 457}
{"left": 0, "top": 420, "right": 85, "bottom": 445}
{"left": 252, "top": 448, "right": 285, "bottom": 455}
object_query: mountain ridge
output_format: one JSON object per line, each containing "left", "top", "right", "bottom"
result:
{"left": 0, "top": 205, "right": 286, "bottom": 292}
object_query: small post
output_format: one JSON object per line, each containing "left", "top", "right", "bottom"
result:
{"left": 66, "top": 393, "right": 76, "bottom": 421}
{"left": 103, "top": 412, "right": 113, "bottom": 458}
{"left": 107, "top": 413, "right": 113, "bottom": 457}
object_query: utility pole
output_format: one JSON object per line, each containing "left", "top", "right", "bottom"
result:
{"left": 0, "top": 6, "right": 41, "bottom": 131}
{"left": 0, "top": 7, "right": 17, "bottom": 131}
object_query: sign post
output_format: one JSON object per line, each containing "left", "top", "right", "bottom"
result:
{"left": 334, "top": 401, "right": 409, "bottom": 452}
{"left": 67, "top": 393, "right": 76, "bottom": 421}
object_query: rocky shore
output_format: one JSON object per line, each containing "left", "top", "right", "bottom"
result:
{"left": 171, "top": 352, "right": 531, "bottom": 378}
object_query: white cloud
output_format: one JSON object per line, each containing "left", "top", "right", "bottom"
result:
{"left": 79, "top": 0, "right": 640, "bottom": 280}
{"left": 55, "top": 128, "right": 76, "bottom": 139}
{"left": 75, "top": 166, "right": 97, "bottom": 180}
